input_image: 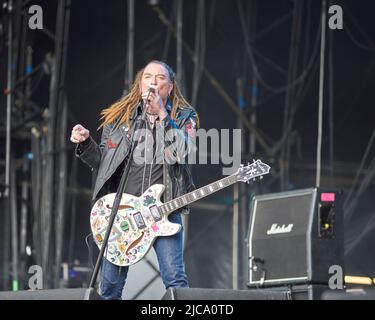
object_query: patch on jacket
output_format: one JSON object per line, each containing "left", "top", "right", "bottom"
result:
{"left": 107, "top": 139, "right": 119, "bottom": 149}
{"left": 185, "top": 117, "right": 197, "bottom": 138}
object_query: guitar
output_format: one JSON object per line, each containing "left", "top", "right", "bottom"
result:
{"left": 90, "top": 159, "right": 271, "bottom": 267}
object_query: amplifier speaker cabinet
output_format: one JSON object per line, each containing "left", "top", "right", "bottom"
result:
{"left": 247, "top": 188, "right": 344, "bottom": 287}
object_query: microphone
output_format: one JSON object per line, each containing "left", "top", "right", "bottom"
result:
{"left": 141, "top": 86, "right": 156, "bottom": 120}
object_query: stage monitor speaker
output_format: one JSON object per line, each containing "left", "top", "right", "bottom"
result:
{"left": 161, "top": 287, "right": 290, "bottom": 300}
{"left": 286, "top": 284, "right": 330, "bottom": 300}
{"left": 253, "top": 284, "right": 330, "bottom": 300}
{"left": 0, "top": 288, "right": 102, "bottom": 300}
{"left": 321, "top": 287, "right": 375, "bottom": 300}
{"left": 247, "top": 188, "right": 344, "bottom": 287}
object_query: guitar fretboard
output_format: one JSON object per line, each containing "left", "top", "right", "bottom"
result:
{"left": 158, "top": 174, "right": 238, "bottom": 215}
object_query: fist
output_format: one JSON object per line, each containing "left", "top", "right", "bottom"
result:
{"left": 70, "top": 124, "right": 90, "bottom": 144}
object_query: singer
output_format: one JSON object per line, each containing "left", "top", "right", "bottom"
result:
{"left": 70, "top": 60, "right": 199, "bottom": 300}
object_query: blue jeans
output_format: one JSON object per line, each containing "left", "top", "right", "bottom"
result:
{"left": 99, "top": 212, "right": 188, "bottom": 300}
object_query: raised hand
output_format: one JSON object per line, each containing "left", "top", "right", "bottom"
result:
{"left": 70, "top": 124, "right": 90, "bottom": 144}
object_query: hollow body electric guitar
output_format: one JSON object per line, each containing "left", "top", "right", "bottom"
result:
{"left": 90, "top": 160, "right": 270, "bottom": 267}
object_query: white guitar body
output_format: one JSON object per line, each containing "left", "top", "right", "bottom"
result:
{"left": 90, "top": 184, "right": 180, "bottom": 267}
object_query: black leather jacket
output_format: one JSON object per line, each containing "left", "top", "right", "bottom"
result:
{"left": 76, "top": 103, "right": 197, "bottom": 214}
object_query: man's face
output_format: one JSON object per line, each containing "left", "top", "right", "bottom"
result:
{"left": 140, "top": 62, "right": 173, "bottom": 105}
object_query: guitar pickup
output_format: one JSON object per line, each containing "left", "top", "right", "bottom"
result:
{"left": 149, "top": 205, "right": 162, "bottom": 222}
{"left": 132, "top": 212, "right": 146, "bottom": 229}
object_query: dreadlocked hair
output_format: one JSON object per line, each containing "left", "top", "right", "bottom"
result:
{"left": 98, "top": 60, "right": 199, "bottom": 130}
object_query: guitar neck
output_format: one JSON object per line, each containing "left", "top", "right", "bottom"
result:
{"left": 158, "top": 174, "right": 238, "bottom": 215}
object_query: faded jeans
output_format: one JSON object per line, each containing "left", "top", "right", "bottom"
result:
{"left": 99, "top": 212, "right": 188, "bottom": 300}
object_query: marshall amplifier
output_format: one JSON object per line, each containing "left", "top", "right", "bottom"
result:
{"left": 247, "top": 188, "right": 344, "bottom": 287}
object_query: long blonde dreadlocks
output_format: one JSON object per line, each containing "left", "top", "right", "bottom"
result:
{"left": 98, "top": 60, "right": 199, "bottom": 130}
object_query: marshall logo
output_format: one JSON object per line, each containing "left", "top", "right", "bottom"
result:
{"left": 266, "top": 223, "right": 293, "bottom": 235}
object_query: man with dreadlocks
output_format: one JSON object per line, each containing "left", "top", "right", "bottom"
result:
{"left": 70, "top": 60, "right": 199, "bottom": 300}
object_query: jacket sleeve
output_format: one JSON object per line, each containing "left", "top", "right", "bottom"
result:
{"left": 75, "top": 124, "right": 111, "bottom": 170}
{"left": 161, "top": 109, "right": 198, "bottom": 164}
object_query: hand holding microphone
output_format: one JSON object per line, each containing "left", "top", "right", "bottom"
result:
{"left": 141, "top": 85, "right": 161, "bottom": 115}
{"left": 142, "top": 85, "right": 167, "bottom": 120}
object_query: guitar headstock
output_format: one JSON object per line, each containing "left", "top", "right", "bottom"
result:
{"left": 235, "top": 159, "right": 271, "bottom": 183}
